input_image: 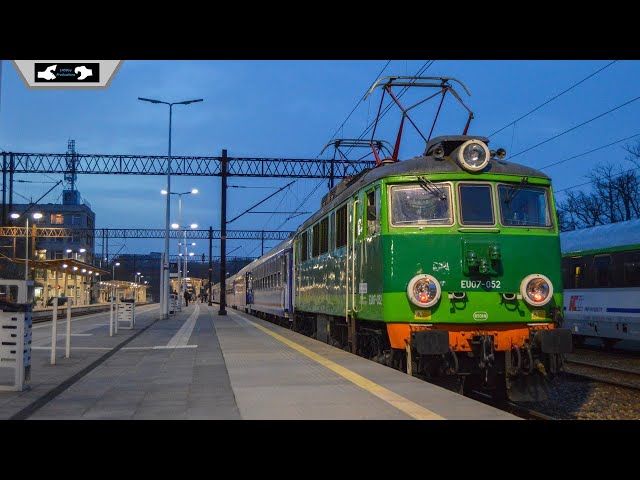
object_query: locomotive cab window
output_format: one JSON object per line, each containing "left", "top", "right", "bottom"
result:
{"left": 390, "top": 183, "right": 452, "bottom": 226}
{"left": 458, "top": 183, "right": 494, "bottom": 226}
{"left": 498, "top": 184, "right": 551, "bottom": 227}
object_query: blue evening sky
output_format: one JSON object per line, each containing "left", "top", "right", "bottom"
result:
{"left": 1, "top": 60, "right": 638, "bottom": 259}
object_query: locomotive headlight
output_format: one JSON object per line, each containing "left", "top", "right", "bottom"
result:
{"left": 457, "top": 140, "right": 490, "bottom": 172}
{"left": 520, "top": 273, "right": 554, "bottom": 307}
{"left": 407, "top": 274, "right": 442, "bottom": 308}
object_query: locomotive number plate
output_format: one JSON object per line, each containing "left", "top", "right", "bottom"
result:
{"left": 460, "top": 280, "right": 501, "bottom": 289}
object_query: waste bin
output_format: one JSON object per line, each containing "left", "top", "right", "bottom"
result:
{"left": 0, "top": 280, "right": 33, "bottom": 391}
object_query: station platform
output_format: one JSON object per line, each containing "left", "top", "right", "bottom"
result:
{"left": 0, "top": 303, "right": 517, "bottom": 420}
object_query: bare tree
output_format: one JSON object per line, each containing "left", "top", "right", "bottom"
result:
{"left": 557, "top": 142, "right": 640, "bottom": 231}
{"left": 558, "top": 190, "right": 607, "bottom": 231}
{"left": 623, "top": 141, "right": 640, "bottom": 169}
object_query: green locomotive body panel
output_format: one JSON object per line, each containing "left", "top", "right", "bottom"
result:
{"left": 294, "top": 158, "right": 563, "bottom": 326}
{"left": 380, "top": 231, "right": 562, "bottom": 324}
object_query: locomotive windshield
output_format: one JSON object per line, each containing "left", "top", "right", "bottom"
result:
{"left": 390, "top": 184, "right": 453, "bottom": 225}
{"left": 458, "top": 184, "right": 494, "bottom": 225}
{"left": 498, "top": 185, "right": 551, "bottom": 227}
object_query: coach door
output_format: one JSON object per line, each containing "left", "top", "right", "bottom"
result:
{"left": 245, "top": 272, "right": 253, "bottom": 307}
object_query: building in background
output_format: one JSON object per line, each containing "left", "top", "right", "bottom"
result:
{"left": 111, "top": 252, "right": 161, "bottom": 302}
{"left": 8, "top": 201, "right": 96, "bottom": 263}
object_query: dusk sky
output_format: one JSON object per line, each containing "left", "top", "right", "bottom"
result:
{"left": 1, "top": 60, "right": 638, "bottom": 260}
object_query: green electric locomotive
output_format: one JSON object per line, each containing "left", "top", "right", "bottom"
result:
{"left": 292, "top": 77, "right": 572, "bottom": 400}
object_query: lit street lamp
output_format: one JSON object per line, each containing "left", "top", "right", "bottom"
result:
{"left": 11, "top": 211, "right": 43, "bottom": 280}
{"left": 172, "top": 221, "right": 198, "bottom": 307}
{"left": 162, "top": 188, "right": 198, "bottom": 309}
{"left": 139, "top": 96, "right": 204, "bottom": 319}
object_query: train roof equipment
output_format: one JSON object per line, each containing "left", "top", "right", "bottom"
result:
{"left": 365, "top": 76, "right": 475, "bottom": 165}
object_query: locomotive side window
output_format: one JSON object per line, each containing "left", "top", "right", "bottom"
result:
{"left": 390, "top": 183, "right": 452, "bottom": 226}
{"left": 458, "top": 183, "right": 494, "bottom": 226}
{"left": 312, "top": 223, "right": 320, "bottom": 258}
{"left": 301, "top": 231, "right": 308, "bottom": 261}
{"left": 498, "top": 185, "right": 551, "bottom": 227}
{"left": 366, "top": 187, "right": 380, "bottom": 236}
{"left": 329, "top": 212, "right": 335, "bottom": 252}
{"left": 335, "top": 205, "right": 348, "bottom": 248}
{"left": 319, "top": 217, "right": 329, "bottom": 255}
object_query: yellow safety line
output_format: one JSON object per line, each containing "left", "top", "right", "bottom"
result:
{"left": 235, "top": 313, "right": 445, "bottom": 420}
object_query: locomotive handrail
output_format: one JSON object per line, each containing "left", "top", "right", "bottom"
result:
{"left": 351, "top": 199, "right": 360, "bottom": 314}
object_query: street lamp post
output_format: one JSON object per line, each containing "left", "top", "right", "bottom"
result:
{"left": 11, "top": 211, "right": 43, "bottom": 280}
{"left": 139, "top": 96, "right": 203, "bottom": 319}
{"left": 112, "top": 261, "right": 120, "bottom": 301}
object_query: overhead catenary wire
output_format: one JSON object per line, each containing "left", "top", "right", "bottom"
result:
{"left": 229, "top": 185, "right": 279, "bottom": 189}
{"left": 261, "top": 183, "right": 292, "bottom": 230}
{"left": 509, "top": 94, "right": 640, "bottom": 160}
{"left": 539, "top": 132, "right": 640, "bottom": 170}
{"left": 279, "top": 61, "right": 435, "bottom": 232}
{"left": 343, "top": 60, "right": 435, "bottom": 157}
{"left": 275, "top": 179, "right": 325, "bottom": 231}
{"left": 326, "top": 60, "right": 392, "bottom": 144}
{"left": 266, "top": 60, "right": 397, "bottom": 234}
{"left": 489, "top": 60, "right": 619, "bottom": 138}
{"left": 554, "top": 165, "right": 640, "bottom": 194}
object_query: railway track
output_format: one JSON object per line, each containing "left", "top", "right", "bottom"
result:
{"left": 32, "top": 307, "right": 111, "bottom": 323}
{"left": 468, "top": 390, "right": 556, "bottom": 420}
{"left": 32, "top": 303, "right": 151, "bottom": 324}
{"left": 564, "top": 359, "right": 640, "bottom": 391}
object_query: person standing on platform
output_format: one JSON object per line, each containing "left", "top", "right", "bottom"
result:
{"left": 184, "top": 289, "right": 190, "bottom": 307}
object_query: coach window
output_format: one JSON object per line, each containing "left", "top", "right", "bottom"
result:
{"left": 610, "top": 251, "right": 625, "bottom": 287}
{"left": 561, "top": 260, "right": 571, "bottom": 289}
{"left": 366, "top": 187, "right": 380, "bottom": 236}
{"left": 336, "top": 205, "right": 347, "bottom": 249}
{"left": 567, "top": 257, "right": 587, "bottom": 289}
{"left": 624, "top": 250, "right": 640, "bottom": 286}
{"left": 593, "top": 254, "right": 611, "bottom": 287}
